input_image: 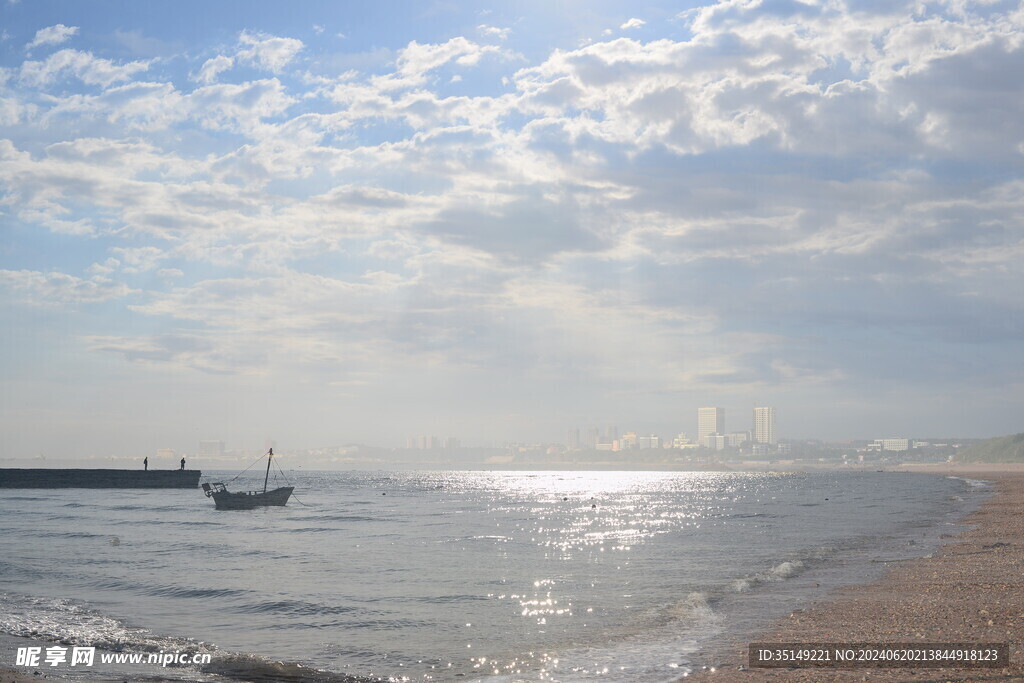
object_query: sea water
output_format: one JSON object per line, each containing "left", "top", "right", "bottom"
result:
{"left": 0, "top": 470, "right": 985, "bottom": 681}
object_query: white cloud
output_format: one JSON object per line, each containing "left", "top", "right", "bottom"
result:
{"left": 0, "top": 97, "right": 23, "bottom": 125}
{"left": 38, "top": 74, "right": 304, "bottom": 137}
{"left": 478, "top": 25, "right": 510, "bottom": 40}
{"left": 16, "top": 208, "right": 96, "bottom": 235}
{"left": 86, "top": 334, "right": 227, "bottom": 371}
{"left": 157, "top": 268, "right": 184, "bottom": 279}
{"left": 0, "top": 269, "right": 135, "bottom": 305}
{"left": 193, "top": 55, "right": 234, "bottom": 83}
{"left": 26, "top": 24, "right": 78, "bottom": 50}
{"left": 40, "top": 81, "right": 189, "bottom": 131}
{"left": 113, "top": 246, "right": 168, "bottom": 273}
{"left": 189, "top": 78, "right": 297, "bottom": 133}
{"left": 376, "top": 37, "right": 504, "bottom": 90}
{"left": 505, "top": 1, "right": 1024, "bottom": 160}
{"left": 19, "top": 49, "right": 150, "bottom": 87}
{"left": 86, "top": 258, "right": 120, "bottom": 276}
{"left": 236, "top": 30, "right": 304, "bottom": 73}
{"left": 619, "top": 18, "right": 646, "bottom": 30}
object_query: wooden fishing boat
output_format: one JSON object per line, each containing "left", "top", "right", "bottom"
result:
{"left": 202, "top": 449, "right": 294, "bottom": 510}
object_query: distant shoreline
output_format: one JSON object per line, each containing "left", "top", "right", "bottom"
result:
{"left": 897, "top": 462, "right": 1024, "bottom": 473}
{"left": 690, "top": 468, "right": 1024, "bottom": 681}
{"left": 8, "top": 461, "right": 1024, "bottom": 473}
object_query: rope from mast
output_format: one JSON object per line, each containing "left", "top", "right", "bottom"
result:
{"left": 225, "top": 449, "right": 273, "bottom": 485}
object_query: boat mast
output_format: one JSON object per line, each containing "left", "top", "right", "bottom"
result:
{"left": 264, "top": 448, "right": 273, "bottom": 493}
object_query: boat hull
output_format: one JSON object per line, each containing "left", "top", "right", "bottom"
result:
{"left": 210, "top": 486, "right": 294, "bottom": 510}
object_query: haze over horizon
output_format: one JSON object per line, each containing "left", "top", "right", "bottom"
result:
{"left": 2, "top": 0, "right": 1023, "bottom": 460}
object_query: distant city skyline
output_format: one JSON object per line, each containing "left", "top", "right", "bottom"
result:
{"left": 2, "top": 1, "right": 1023, "bottom": 461}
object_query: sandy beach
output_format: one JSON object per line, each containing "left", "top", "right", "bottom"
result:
{"left": 0, "top": 665, "right": 58, "bottom": 682}
{"left": 692, "top": 469, "right": 1024, "bottom": 681}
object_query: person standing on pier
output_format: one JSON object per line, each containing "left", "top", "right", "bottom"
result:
{"left": 180, "top": 457, "right": 185, "bottom": 470}
{"left": 144, "top": 457, "right": 148, "bottom": 471}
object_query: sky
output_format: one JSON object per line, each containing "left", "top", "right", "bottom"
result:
{"left": 1, "top": 0, "right": 1023, "bottom": 458}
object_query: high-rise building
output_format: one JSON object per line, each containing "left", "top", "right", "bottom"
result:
{"left": 605, "top": 425, "right": 618, "bottom": 442}
{"left": 417, "top": 435, "right": 440, "bottom": 449}
{"left": 639, "top": 435, "right": 661, "bottom": 449}
{"left": 567, "top": 428, "right": 580, "bottom": 450}
{"left": 698, "top": 407, "right": 725, "bottom": 447}
{"left": 753, "top": 406, "right": 777, "bottom": 445}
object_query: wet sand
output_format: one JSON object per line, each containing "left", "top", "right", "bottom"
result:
{"left": 691, "top": 469, "right": 1024, "bottom": 681}
{"left": 0, "top": 665, "right": 58, "bottom": 682}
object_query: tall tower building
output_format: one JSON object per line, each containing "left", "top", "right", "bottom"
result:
{"left": 753, "top": 406, "right": 777, "bottom": 445}
{"left": 698, "top": 407, "right": 725, "bottom": 447}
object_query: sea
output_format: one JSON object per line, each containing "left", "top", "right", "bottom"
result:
{"left": 0, "top": 470, "right": 988, "bottom": 682}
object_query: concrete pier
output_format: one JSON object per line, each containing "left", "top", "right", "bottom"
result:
{"left": 0, "top": 469, "right": 202, "bottom": 488}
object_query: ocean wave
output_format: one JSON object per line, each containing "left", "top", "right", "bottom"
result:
{"left": 33, "top": 530, "right": 106, "bottom": 539}
{"left": 79, "top": 574, "right": 253, "bottom": 602}
{"left": 303, "top": 515, "right": 379, "bottom": 523}
{"left": 0, "top": 592, "right": 208, "bottom": 655}
{"left": 146, "top": 585, "right": 248, "bottom": 600}
{"left": 770, "top": 560, "right": 805, "bottom": 578}
{"left": 946, "top": 476, "right": 991, "bottom": 489}
{"left": 731, "top": 558, "right": 810, "bottom": 592}
{"left": 0, "top": 592, "right": 370, "bottom": 682}
{"left": 115, "top": 518, "right": 225, "bottom": 527}
{"left": 418, "top": 593, "right": 488, "bottom": 604}
{"left": 667, "top": 592, "right": 717, "bottom": 624}
{"left": 202, "top": 653, "right": 369, "bottom": 682}
{"left": 236, "top": 599, "right": 356, "bottom": 616}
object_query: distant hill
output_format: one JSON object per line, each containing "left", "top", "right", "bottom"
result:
{"left": 955, "top": 433, "right": 1024, "bottom": 463}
